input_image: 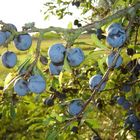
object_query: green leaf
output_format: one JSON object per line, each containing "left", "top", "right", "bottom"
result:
{"left": 57, "top": 0, "right": 61, "bottom": 4}
{"left": 59, "top": 72, "right": 63, "bottom": 86}
{"left": 67, "top": 22, "right": 73, "bottom": 29}
{"left": 59, "top": 71, "right": 72, "bottom": 86}
{"left": 132, "top": 53, "right": 140, "bottom": 60}
{"left": 10, "top": 104, "right": 16, "bottom": 119}
{"left": 46, "top": 129, "right": 58, "bottom": 140}
{"left": 4, "top": 73, "right": 17, "bottom": 91}
{"left": 74, "top": 41, "right": 91, "bottom": 46}
{"left": 85, "top": 119, "right": 100, "bottom": 129}
{"left": 17, "top": 57, "right": 31, "bottom": 73}
{"left": 91, "top": 34, "right": 107, "bottom": 49}
{"left": 51, "top": 77, "right": 59, "bottom": 88}
{"left": 63, "top": 56, "right": 72, "bottom": 73}
{"left": 98, "top": 56, "right": 107, "bottom": 74}
{"left": 83, "top": 49, "right": 106, "bottom": 64}
{"left": 33, "top": 66, "right": 45, "bottom": 78}
{"left": 4, "top": 73, "right": 15, "bottom": 87}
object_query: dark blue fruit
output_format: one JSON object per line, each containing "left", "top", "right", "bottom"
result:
{"left": 74, "top": 19, "right": 79, "bottom": 25}
{"left": 67, "top": 48, "right": 84, "bottom": 67}
{"left": 129, "top": 114, "right": 139, "bottom": 123}
{"left": 14, "top": 34, "right": 32, "bottom": 51}
{"left": 49, "top": 62, "right": 63, "bottom": 75}
{"left": 0, "top": 31, "right": 7, "bottom": 45}
{"left": 106, "top": 23, "right": 123, "bottom": 33}
{"left": 44, "top": 98, "right": 54, "bottom": 107}
{"left": 28, "top": 75, "right": 46, "bottom": 94}
{"left": 106, "top": 23, "right": 126, "bottom": 48}
{"left": 77, "top": 23, "right": 82, "bottom": 27}
{"left": 106, "top": 52, "right": 123, "bottom": 68}
{"left": 132, "top": 121, "right": 140, "bottom": 131}
{"left": 68, "top": 99, "right": 83, "bottom": 116}
{"left": 40, "top": 55, "right": 48, "bottom": 65}
{"left": 5, "top": 23, "right": 17, "bottom": 40}
{"left": 124, "top": 116, "right": 133, "bottom": 128}
{"left": 89, "top": 74, "right": 106, "bottom": 91}
{"left": 71, "top": 126, "right": 78, "bottom": 133}
{"left": 121, "top": 84, "right": 131, "bottom": 93}
{"left": 48, "top": 43, "right": 66, "bottom": 64}
{"left": 122, "top": 100, "right": 131, "bottom": 110}
{"left": 72, "top": 1, "right": 80, "bottom": 7}
{"left": 96, "top": 29, "right": 106, "bottom": 40}
{"left": 2, "top": 51, "right": 17, "bottom": 68}
{"left": 14, "top": 78, "right": 29, "bottom": 96}
{"left": 127, "top": 48, "right": 136, "bottom": 56}
{"left": 117, "top": 96, "right": 125, "bottom": 105}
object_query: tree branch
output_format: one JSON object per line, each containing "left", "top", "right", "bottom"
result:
{"left": 0, "top": 2, "right": 139, "bottom": 46}
{"left": 81, "top": 2, "right": 140, "bottom": 31}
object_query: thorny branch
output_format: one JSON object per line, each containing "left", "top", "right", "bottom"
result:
{"left": 0, "top": 2, "right": 140, "bottom": 136}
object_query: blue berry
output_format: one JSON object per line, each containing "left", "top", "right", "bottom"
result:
{"left": 89, "top": 74, "right": 106, "bottom": 91}
{"left": 117, "top": 96, "right": 125, "bottom": 105}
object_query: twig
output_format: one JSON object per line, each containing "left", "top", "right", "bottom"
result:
{"left": 81, "top": 2, "right": 140, "bottom": 31}
{"left": 64, "top": 49, "right": 122, "bottom": 124}
{"left": 24, "top": 32, "right": 43, "bottom": 77}
{"left": 84, "top": 121, "right": 102, "bottom": 140}
{"left": 134, "top": 25, "right": 139, "bottom": 46}
{"left": 0, "top": 2, "right": 139, "bottom": 47}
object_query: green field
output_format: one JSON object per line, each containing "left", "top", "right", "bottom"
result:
{"left": 0, "top": 34, "right": 93, "bottom": 84}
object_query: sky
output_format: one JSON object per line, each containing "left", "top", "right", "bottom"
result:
{"left": 0, "top": 0, "right": 80, "bottom": 30}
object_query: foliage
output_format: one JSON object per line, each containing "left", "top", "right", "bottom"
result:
{"left": 43, "top": 0, "right": 139, "bottom": 25}
{"left": 0, "top": 0, "right": 140, "bottom": 140}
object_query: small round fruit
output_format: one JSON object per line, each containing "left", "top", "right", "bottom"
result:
{"left": 68, "top": 99, "right": 83, "bottom": 116}
{"left": 106, "top": 24, "right": 126, "bottom": 48}
{"left": 132, "top": 122, "right": 140, "bottom": 131}
{"left": 14, "top": 34, "right": 32, "bottom": 51}
{"left": 44, "top": 98, "right": 54, "bottom": 107}
{"left": 28, "top": 75, "right": 46, "bottom": 94}
{"left": 121, "top": 84, "right": 131, "bottom": 92}
{"left": 117, "top": 96, "right": 125, "bottom": 105}
{"left": 48, "top": 43, "right": 66, "bottom": 64}
{"left": 71, "top": 126, "right": 78, "bottom": 133}
{"left": 127, "top": 48, "right": 136, "bottom": 56}
{"left": 89, "top": 74, "right": 106, "bottom": 91}
{"left": 0, "top": 31, "right": 7, "bottom": 45}
{"left": 77, "top": 23, "right": 82, "bottom": 27}
{"left": 96, "top": 28, "right": 106, "bottom": 40}
{"left": 6, "top": 23, "right": 17, "bottom": 31}
{"left": 40, "top": 55, "right": 48, "bottom": 65}
{"left": 106, "top": 23, "right": 123, "bottom": 33}
{"left": 2, "top": 51, "right": 17, "bottom": 68}
{"left": 122, "top": 100, "right": 131, "bottom": 110}
{"left": 5, "top": 23, "right": 17, "bottom": 39}
{"left": 74, "top": 1, "right": 80, "bottom": 7}
{"left": 49, "top": 62, "right": 63, "bottom": 75}
{"left": 67, "top": 48, "right": 84, "bottom": 67}
{"left": 120, "top": 67, "right": 128, "bottom": 74}
{"left": 124, "top": 116, "right": 132, "bottom": 128}
{"left": 74, "top": 19, "right": 79, "bottom": 25}
{"left": 96, "top": 102, "right": 103, "bottom": 110}
{"left": 14, "top": 78, "right": 29, "bottom": 96}
{"left": 106, "top": 52, "right": 123, "bottom": 68}
{"left": 129, "top": 114, "right": 139, "bottom": 123}
{"left": 5, "top": 31, "right": 11, "bottom": 39}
